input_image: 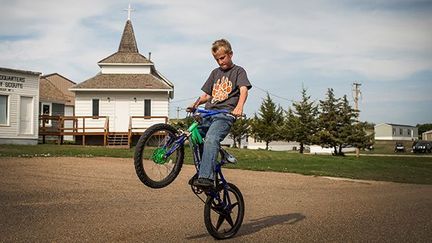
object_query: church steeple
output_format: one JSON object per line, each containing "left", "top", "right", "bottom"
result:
{"left": 118, "top": 20, "right": 138, "bottom": 53}
{"left": 97, "top": 5, "right": 151, "bottom": 65}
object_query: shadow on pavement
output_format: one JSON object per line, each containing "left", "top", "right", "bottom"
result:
{"left": 238, "top": 213, "right": 306, "bottom": 237}
{"left": 186, "top": 213, "right": 305, "bottom": 240}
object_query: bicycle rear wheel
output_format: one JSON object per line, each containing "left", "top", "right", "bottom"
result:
{"left": 134, "top": 123, "right": 184, "bottom": 188}
{"left": 204, "top": 183, "right": 245, "bottom": 239}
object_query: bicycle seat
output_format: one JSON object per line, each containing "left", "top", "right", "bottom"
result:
{"left": 220, "top": 148, "right": 237, "bottom": 164}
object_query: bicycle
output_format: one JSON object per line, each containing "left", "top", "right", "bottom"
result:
{"left": 133, "top": 108, "right": 245, "bottom": 239}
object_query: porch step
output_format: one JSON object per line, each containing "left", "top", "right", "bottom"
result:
{"left": 107, "top": 133, "right": 129, "bottom": 146}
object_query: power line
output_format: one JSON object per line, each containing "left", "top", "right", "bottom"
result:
{"left": 253, "top": 84, "right": 295, "bottom": 103}
{"left": 171, "top": 84, "right": 296, "bottom": 105}
{"left": 170, "top": 96, "right": 197, "bottom": 103}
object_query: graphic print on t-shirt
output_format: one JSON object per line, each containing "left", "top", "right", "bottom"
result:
{"left": 211, "top": 76, "right": 233, "bottom": 104}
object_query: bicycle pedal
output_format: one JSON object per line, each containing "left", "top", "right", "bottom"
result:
{"left": 220, "top": 148, "right": 237, "bottom": 164}
{"left": 191, "top": 185, "right": 204, "bottom": 194}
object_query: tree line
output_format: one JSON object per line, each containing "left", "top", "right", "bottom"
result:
{"left": 171, "top": 88, "right": 430, "bottom": 155}
{"left": 230, "top": 88, "right": 374, "bottom": 155}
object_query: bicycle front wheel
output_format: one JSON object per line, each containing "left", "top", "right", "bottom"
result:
{"left": 134, "top": 123, "right": 184, "bottom": 188}
{"left": 204, "top": 183, "right": 245, "bottom": 239}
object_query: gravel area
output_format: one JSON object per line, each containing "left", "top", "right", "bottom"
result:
{"left": 0, "top": 157, "right": 431, "bottom": 242}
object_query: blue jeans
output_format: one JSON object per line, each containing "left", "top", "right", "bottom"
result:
{"left": 198, "top": 113, "right": 235, "bottom": 180}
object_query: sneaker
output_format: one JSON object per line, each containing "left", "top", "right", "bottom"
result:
{"left": 188, "top": 174, "right": 198, "bottom": 185}
{"left": 193, "top": 178, "right": 214, "bottom": 188}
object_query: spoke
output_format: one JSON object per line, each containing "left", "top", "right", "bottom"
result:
{"left": 156, "top": 165, "right": 163, "bottom": 180}
{"left": 163, "top": 160, "right": 174, "bottom": 173}
{"left": 215, "top": 214, "right": 225, "bottom": 231}
{"left": 225, "top": 213, "right": 235, "bottom": 227}
{"left": 231, "top": 202, "right": 239, "bottom": 210}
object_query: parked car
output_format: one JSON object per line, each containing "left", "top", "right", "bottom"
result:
{"left": 394, "top": 143, "right": 405, "bottom": 152}
{"left": 412, "top": 140, "right": 432, "bottom": 153}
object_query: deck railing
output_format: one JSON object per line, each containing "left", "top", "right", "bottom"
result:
{"left": 39, "top": 115, "right": 167, "bottom": 146}
{"left": 128, "top": 116, "right": 169, "bottom": 146}
{"left": 39, "top": 115, "right": 109, "bottom": 145}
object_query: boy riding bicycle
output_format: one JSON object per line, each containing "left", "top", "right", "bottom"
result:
{"left": 188, "top": 39, "right": 252, "bottom": 188}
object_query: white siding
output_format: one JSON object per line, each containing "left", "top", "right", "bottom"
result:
{"left": 75, "top": 91, "right": 169, "bottom": 132}
{"left": 374, "top": 123, "right": 418, "bottom": 141}
{"left": 0, "top": 69, "right": 39, "bottom": 144}
{"left": 74, "top": 94, "right": 106, "bottom": 132}
{"left": 64, "top": 105, "right": 74, "bottom": 141}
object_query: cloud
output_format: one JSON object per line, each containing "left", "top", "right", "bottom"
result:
{"left": 1, "top": 0, "right": 431, "bottom": 124}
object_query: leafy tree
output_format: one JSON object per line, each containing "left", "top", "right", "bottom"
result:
{"left": 229, "top": 118, "right": 250, "bottom": 148}
{"left": 169, "top": 117, "right": 193, "bottom": 131}
{"left": 283, "top": 88, "right": 318, "bottom": 153}
{"left": 250, "top": 93, "right": 284, "bottom": 150}
{"left": 416, "top": 123, "right": 432, "bottom": 139}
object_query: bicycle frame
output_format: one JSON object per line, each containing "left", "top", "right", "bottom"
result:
{"left": 164, "top": 108, "right": 233, "bottom": 200}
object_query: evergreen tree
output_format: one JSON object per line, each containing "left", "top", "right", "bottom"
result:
{"left": 318, "top": 91, "right": 372, "bottom": 156}
{"left": 348, "top": 122, "right": 374, "bottom": 155}
{"left": 283, "top": 88, "right": 318, "bottom": 153}
{"left": 250, "top": 93, "right": 284, "bottom": 150}
{"left": 337, "top": 95, "right": 358, "bottom": 154}
{"left": 281, "top": 108, "right": 298, "bottom": 143}
{"left": 317, "top": 88, "right": 341, "bottom": 155}
{"left": 229, "top": 118, "right": 250, "bottom": 148}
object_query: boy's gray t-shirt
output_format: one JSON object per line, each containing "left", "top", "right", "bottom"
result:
{"left": 201, "top": 65, "right": 252, "bottom": 111}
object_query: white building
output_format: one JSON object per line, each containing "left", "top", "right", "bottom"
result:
{"left": 70, "top": 19, "right": 173, "bottom": 137}
{"left": 374, "top": 123, "right": 418, "bottom": 141}
{"left": 0, "top": 67, "right": 41, "bottom": 145}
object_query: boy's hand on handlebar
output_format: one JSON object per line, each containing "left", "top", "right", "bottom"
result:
{"left": 186, "top": 106, "right": 196, "bottom": 113}
{"left": 231, "top": 106, "right": 244, "bottom": 118}
{"left": 186, "top": 97, "right": 202, "bottom": 113}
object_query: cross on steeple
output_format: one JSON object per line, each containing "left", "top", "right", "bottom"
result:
{"left": 124, "top": 3, "right": 135, "bottom": 20}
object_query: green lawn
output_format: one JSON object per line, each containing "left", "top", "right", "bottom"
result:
{"left": 1, "top": 144, "right": 431, "bottom": 184}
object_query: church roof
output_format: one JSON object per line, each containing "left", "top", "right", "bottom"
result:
{"left": 71, "top": 73, "right": 172, "bottom": 90}
{"left": 98, "top": 20, "right": 151, "bottom": 64}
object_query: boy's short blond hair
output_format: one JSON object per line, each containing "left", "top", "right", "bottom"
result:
{"left": 212, "top": 39, "right": 232, "bottom": 54}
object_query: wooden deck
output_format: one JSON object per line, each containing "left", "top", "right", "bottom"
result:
{"left": 38, "top": 115, "right": 168, "bottom": 147}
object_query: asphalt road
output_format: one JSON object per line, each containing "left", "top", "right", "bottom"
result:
{"left": 1, "top": 157, "right": 431, "bottom": 242}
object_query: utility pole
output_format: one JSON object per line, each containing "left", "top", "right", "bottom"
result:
{"left": 176, "top": 107, "right": 181, "bottom": 120}
{"left": 352, "top": 82, "right": 362, "bottom": 114}
{"left": 352, "top": 82, "right": 362, "bottom": 157}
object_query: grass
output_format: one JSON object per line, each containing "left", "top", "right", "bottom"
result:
{"left": 1, "top": 144, "right": 431, "bottom": 185}
{"left": 0, "top": 144, "right": 133, "bottom": 158}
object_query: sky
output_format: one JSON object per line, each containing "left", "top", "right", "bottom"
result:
{"left": 1, "top": 0, "right": 431, "bottom": 125}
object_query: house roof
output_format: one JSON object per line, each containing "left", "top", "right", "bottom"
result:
{"left": 98, "top": 20, "right": 151, "bottom": 64}
{"left": 375, "top": 123, "right": 416, "bottom": 128}
{"left": 71, "top": 73, "right": 173, "bottom": 90}
{"left": 41, "top": 73, "right": 75, "bottom": 105}
{"left": 42, "top": 73, "right": 76, "bottom": 84}
{"left": 39, "top": 77, "right": 71, "bottom": 104}
{"left": 0, "top": 67, "right": 41, "bottom": 76}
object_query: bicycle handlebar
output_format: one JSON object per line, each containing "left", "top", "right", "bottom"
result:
{"left": 187, "top": 108, "right": 246, "bottom": 119}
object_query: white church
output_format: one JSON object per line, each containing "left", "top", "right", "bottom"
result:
{"left": 70, "top": 12, "right": 174, "bottom": 145}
